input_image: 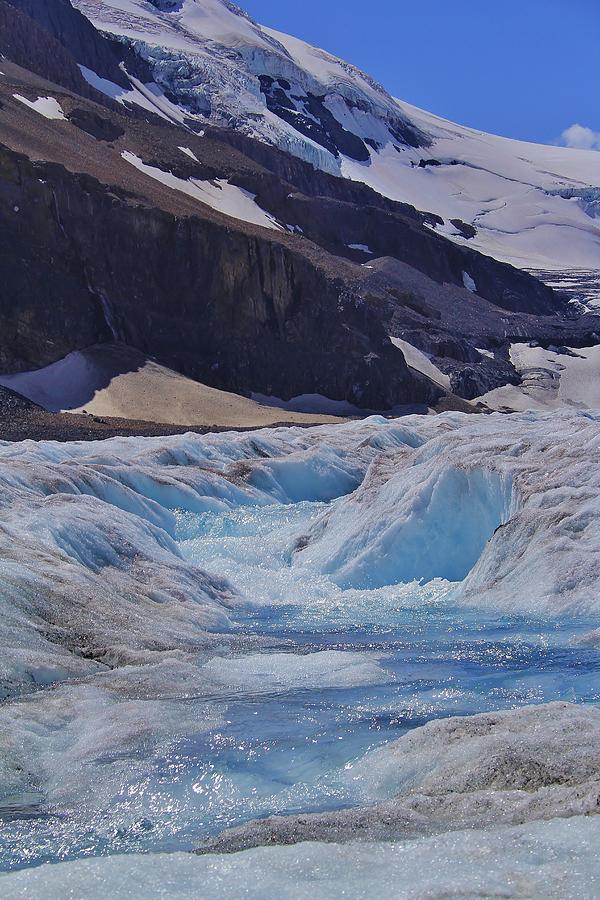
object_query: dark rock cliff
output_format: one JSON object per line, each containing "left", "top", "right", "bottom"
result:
{"left": 3, "top": 0, "right": 129, "bottom": 88}
{"left": 0, "top": 146, "right": 437, "bottom": 407}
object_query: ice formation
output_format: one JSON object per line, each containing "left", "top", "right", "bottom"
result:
{"left": 0, "top": 410, "right": 599, "bottom": 894}
{"left": 3, "top": 817, "right": 600, "bottom": 898}
{"left": 70, "top": 0, "right": 600, "bottom": 273}
{"left": 198, "top": 702, "right": 600, "bottom": 854}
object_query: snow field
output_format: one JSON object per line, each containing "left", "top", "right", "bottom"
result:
{"left": 72, "top": 0, "right": 600, "bottom": 269}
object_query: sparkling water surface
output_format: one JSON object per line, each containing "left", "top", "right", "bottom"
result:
{"left": 2, "top": 498, "right": 599, "bottom": 871}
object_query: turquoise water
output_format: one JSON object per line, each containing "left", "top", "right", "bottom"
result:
{"left": 1, "top": 498, "right": 599, "bottom": 871}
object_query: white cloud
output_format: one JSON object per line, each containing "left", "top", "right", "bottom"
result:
{"left": 561, "top": 123, "right": 600, "bottom": 151}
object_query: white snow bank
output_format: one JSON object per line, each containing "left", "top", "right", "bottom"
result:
{"left": 122, "top": 151, "right": 282, "bottom": 230}
{"left": 341, "top": 113, "right": 600, "bottom": 271}
{"left": 12, "top": 95, "right": 66, "bottom": 120}
{"left": 389, "top": 338, "right": 451, "bottom": 389}
{"left": 480, "top": 343, "right": 600, "bottom": 411}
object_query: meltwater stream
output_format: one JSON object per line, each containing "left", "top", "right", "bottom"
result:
{"left": 2, "top": 488, "right": 600, "bottom": 874}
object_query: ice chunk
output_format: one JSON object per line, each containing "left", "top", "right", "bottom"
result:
{"left": 199, "top": 702, "right": 600, "bottom": 855}
{"left": 300, "top": 461, "right": 512, "bottom": 589}
{"left": 347, "top": 701, "right": 600, "bottom": 800}
{"left": 201, "top": 650, "right": 391, "bottom": 692}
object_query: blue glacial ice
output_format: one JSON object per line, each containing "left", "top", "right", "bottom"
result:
{"left": 0, "top": 410, "right": 599, "bottom": 895}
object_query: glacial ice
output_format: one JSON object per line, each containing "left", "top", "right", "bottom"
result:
{"left": 3, "top": 817, "right": 600, "bottom": 899}
{"left": 197, "top": 702, "right": 600, "bottom": 854}
{"left": 0, "top": 410, "right": 599, "bottom": 893}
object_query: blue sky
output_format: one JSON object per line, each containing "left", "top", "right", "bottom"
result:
{"left": 241, "top": 0, "right": 600, "bottom": 147}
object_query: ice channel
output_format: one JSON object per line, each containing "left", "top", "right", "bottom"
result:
{"left": 0, "top": 411, "right": 599, "bottom": 890}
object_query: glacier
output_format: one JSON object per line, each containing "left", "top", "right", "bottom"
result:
{"left": 70, "top": 0, "right": 600, "bottom": 277}
{"left": 0, "top": 410, "right": 599, "bottom": 896}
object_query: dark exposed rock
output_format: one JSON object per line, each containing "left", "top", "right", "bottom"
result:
{"left": 445, "top": 361, "right": 520, "bottom": 400}
{"left": 0, "top": 0, "right": 97, "bottom": 99}
{"left": 388, "top": 119, "right": 426, "bottom": 149}
{"left": 68, "top": 108, "right": 125, "bottom": 141}
{"left": 418, "top": 158, "right": 442, "bottom": 168}
{"left": 450, "top": 218, "right": 477, "bottom": 239}
{"left": 268, "top": 193, "right": 561, "bottom": 316}
{"left": 4, "top": 0, "right": 128, "bottom": 88}
{"left": 0, "top": 145, "right": 438, "bottom": 408}
{"left": 400, "top": 331, "right": 482, "bottom": 364}
{"left": 104, "top": 36, "right": 156, "bottom": 86}
{"left": 259, "top": 76, "right": 370, "bottom": 162}
{"left": 147, "top": 0, "right": 183, "bottom": 10}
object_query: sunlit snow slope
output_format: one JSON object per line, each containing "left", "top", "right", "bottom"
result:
{"left": 72, "top": 0, "right": 600, "bottom": 275}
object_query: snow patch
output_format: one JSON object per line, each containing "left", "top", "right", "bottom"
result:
{"left": 462, "top": 271, "right": 477, "bottom": 293}
{"left": 389, "top": 338, "right": 451, "bottom": 390}
{"left": 480, "top": 343, "right": 600, "bottom": 411}
{"left": 79, "top": 65, "right": 188, "bottom": 126}
{"left": 13, "top": 95, "right": 66, "bottom": 120}
{"left": 121, "top": 151, "right": 282, "bottom": 230}
{"left": 178, "top": 146, "right": 199, "bottom": 162}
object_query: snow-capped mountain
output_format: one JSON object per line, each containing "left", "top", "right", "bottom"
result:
{"left": 72, "top": 0, "right": 600, "bottom": 276}
{"left": 1, "top": 0, "right": 598, "bottom": 412}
